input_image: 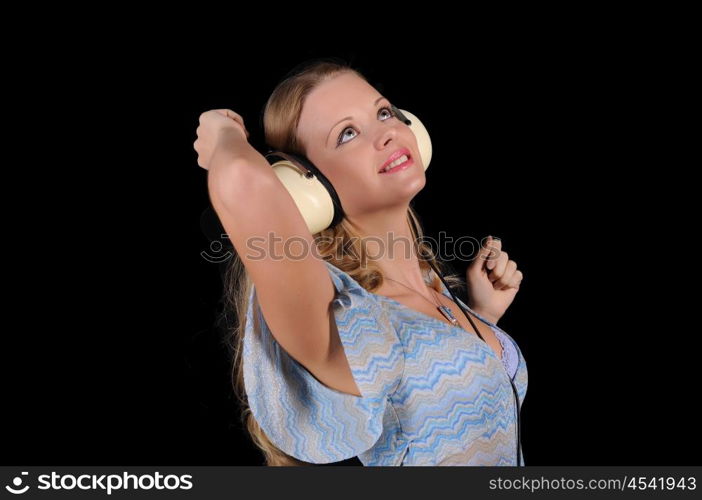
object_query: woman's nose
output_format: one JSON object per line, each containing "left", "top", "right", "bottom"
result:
{"left": 375, "top": 123, "right": 398, "bottom": 149}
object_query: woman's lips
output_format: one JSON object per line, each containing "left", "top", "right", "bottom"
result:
{"left": 379, "top": 155, "right": 414, "bottom": 174}
{"left": 379, "top": 147, "right": 412, "bottom": 171}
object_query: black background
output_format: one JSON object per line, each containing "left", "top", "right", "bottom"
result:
{"left": 3, "top": 33, "right": 696, "bottom": 467}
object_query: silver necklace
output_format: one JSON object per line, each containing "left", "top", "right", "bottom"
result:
{"left": 384, "top": 276, "right": 464, "bottom": 329}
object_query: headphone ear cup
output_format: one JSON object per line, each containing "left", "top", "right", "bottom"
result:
{"left": 266, "top": 154, "right": 338, "bottom": 235}
{"left": 395, "top": 108, "right": 432, "bottom": 171}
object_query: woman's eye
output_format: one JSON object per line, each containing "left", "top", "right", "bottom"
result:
{"left": 337, "top": 106, "right": 395, "bottom": 146}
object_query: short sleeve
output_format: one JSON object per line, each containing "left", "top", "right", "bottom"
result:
{"left": 242, "top": 260, "right": 405, "bottom": 464}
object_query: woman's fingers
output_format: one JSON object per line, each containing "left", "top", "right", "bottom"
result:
{"left": 194, "top": 109, "right": 252, "bottom": 170}
{"left": 488, "top": 250, "right": 509, "bottom": 282}
{"left": 482, "top": 237, "right": 523, "bottom": 290}
{"left": 214, "top": 109, "right": 249, "bottom": 138}
{"left": 508, "top": 270, "right": 524, "bottom": 289}
{"left": 492, "top": 259, "right": 517, "bottom": 289}
{"left": 485, "top": 237, "right": 502, "bottom": 270}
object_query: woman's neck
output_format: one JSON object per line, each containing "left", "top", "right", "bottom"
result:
{"left": 346, "top": 207, "right": 429, "bottom": 294}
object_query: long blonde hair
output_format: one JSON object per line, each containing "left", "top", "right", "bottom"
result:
{"left": 221, "top": 58, "right": 463, "bottom": 466}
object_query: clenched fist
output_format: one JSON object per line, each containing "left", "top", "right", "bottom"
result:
{"left": 466, "top": 236, "right": 524, "bottom": 325}
{"left": 193, "top": 109, "right": 250, "bottom": 171}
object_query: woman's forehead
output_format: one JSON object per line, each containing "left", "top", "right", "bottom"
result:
{"left": 298, "top": 74, "right": 381, "bottom": 144}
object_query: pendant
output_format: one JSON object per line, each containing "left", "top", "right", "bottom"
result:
{"left": 438, "top": 305, "right": 460, "bottom": 327}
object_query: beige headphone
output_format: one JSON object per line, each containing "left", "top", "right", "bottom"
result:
{"left": 264, "top": 106, "right": 432, "bottom": 234}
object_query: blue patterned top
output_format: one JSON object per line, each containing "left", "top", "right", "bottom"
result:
{"left": 243, "top": 260, "right": 528, "bottom": 466}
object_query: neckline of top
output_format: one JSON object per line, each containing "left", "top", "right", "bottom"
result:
{"left": 324, "top": 260, "right": 511, "bottom": 367}
{"left": 370, "top": 269, "right": 505, "bottom": 361}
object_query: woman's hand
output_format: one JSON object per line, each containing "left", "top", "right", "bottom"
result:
{"left": 465, "top": 236, "right": 524, "bottom": 325}
{"left": 194, "top": 109, "right": 251, "bottom": 171}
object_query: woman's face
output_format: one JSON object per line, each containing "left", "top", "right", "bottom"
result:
{"left": 296, "top": 72, "right": 426, "bottom": 219}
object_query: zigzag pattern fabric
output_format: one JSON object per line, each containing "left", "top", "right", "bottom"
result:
{"left": 243, "top": 260, "right": 528, "bottom": 465}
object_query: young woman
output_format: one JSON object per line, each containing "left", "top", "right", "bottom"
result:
{"left": 194, "top": 59, "right": 527, "bottom": 466}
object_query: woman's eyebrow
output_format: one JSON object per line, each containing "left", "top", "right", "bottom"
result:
{"left": 326, "top": 96, "right": 388, "bottom": 145}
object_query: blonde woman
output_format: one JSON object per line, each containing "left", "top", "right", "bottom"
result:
{"left": 194, "top": 59, "right": 527, "bottom": 466}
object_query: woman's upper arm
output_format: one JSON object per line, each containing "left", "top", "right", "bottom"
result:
{"left": 208, "top": 159, "right": 337, "bottom": 366}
